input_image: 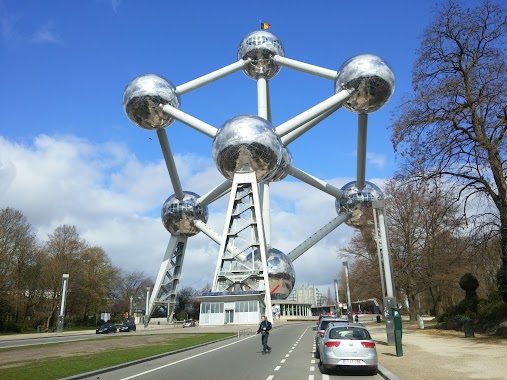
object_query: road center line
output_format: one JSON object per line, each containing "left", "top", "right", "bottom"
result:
{"left": 119, "top": 335, "right": 255, "bottom": 380}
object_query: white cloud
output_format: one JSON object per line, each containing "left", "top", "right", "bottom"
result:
{"left": 366, "top": 152, "right": 387, "bottom": 169}
{"left": 0, "top": 134, "right": 364, "bottom": 293}
{"left": 31, "top": 22, "right": 61, "bottom": 44}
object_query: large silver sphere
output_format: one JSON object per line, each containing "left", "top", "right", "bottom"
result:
{"left": 247, "top": 248, "right": 296, "bottom": 300}
{"left": 335, "top": 54, "right": 394, "bottom": 114}
{"left": 335, "top": 181, "right": 383, "bottom": 228}
{"left": 212, "top": 115, "right": 282, "bottom": 182}
{"left": 123, "top": 74, "right": 180, "bottom": 130}
{"left": 268, "top": 146, "right": 292, "bottom": 182}
{"left": 161, "top": 191, "right": 208, "bottom": 237}
{"left": 237, "top": 31, "right": 285, "bottom": 80}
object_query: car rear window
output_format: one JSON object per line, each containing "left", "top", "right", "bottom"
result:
{"left": 329, "top": 327, "right": 371, "bottom": 340}
{"left": 319, "top": 319, "right": 344, "bottom": 331}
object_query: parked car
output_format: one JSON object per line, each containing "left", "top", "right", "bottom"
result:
{"left": 317, "top": 323, "right": 378, "bottom": 375}
{"left": 182, "top": 319, "right": 196, "bottom": 328}
{"left": 314, "top": 316, "right": 349, "bottom": 356}
{"left": 119, "top": 321, "right": 136, "bottom": 332}
{"left": 96, "top": 323, "right": 117, "bottom": 334}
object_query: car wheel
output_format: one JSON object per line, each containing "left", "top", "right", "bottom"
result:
{"left": 314, "top": 349, "right": 320, "bottom": 359}
{"left": 319, "top": 358, "right": 330, "bottom": 375}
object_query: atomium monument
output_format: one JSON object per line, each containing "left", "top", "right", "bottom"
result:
{"left": 123, "top": 29, "right": 395, "bottom": 325}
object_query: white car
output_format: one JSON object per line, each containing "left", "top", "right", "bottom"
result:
{"left": 317, "top": 323, "right": 378, "bottom": 375}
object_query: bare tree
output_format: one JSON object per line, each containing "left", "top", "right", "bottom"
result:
{"left": 40, "top": 225, "right": 88, "bottom": 330}
{"left": 391, "top": 0, "right": 507, "bottom": 300}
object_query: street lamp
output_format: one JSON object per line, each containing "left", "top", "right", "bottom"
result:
{"left": 56, "top": 274, "right": 70, "bottom": 334}
{"left": 342, "top": 261, "right": 353, "bottom": 322}
{"left": 144, "top": 287, "right": 151, "bottom": 328}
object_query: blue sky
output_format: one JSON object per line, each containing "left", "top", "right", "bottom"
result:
{"left": 0, "top": 0, "right": 454, "bottom": 296}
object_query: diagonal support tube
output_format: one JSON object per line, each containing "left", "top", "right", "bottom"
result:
{"left": 195, "top": 180, "right": 232, "bottom": 206}
{"left": 286, "top": 164, "right": 345, "bottom": 199}
{"left": 272, "top": 55, "right": 337, "bottom": 80}
{"left": 156, "top": 129, "right": 184, "bottom": 200}
{"left": 275, "top": 89, "right": 353, "bottom": 138}
{"left": 281, "top": 103, "right": 342, "bottom": 146}
{"left": 287, "top": 212, "right": 350, "bottom": 261}
{"left": 160, "top": 105, "right": 217, "bottom": 138}
{"left": 176, "top": 60, "right": 248, "bottom": 95}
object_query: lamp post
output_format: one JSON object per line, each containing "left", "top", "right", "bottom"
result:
{"left": 342, "top": 261, "right": 353, "bottom": 322}
{"left": 129, "top": 295, "right": 133, "bottom": 321}
{"left": 144, "top": 287, "right": 151, "bottom": 328}
{"left": 56, "top": 274, "right": 70, "bottom": 334}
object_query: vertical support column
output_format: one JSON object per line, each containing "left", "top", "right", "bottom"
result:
{"left": 147, "top": 235, "right": 188, "bottom": 324}
{"left": 373, "top": 199, "right": 397, "bottom": 346}
{"left": 56, "top": 274, "right": 69, "bottom": 334}
{"left": 373, "top": 208, "right": 387, "bottom": 298}
{"left": 211, "top": 171, "right": 272, "bottom": 322}
{"left": 356, "top": 113, "right": 368, "bottom": 191}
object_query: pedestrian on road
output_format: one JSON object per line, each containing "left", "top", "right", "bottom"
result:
{"left": 257, "top": 315, "right": 272, "bottom": 354}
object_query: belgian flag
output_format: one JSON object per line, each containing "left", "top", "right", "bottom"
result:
{"left": 260, "top": 22, "right": 271, "bottom": 30}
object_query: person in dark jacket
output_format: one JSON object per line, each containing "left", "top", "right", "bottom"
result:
{"left": 257, "top": 315, "right": 272, "bottom": 354}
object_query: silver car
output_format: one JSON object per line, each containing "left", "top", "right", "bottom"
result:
{"left": 317, "top": 322, "right": 378, "bottom": 375}
{"left": 313, "top": 317, "right": 349, "bottom": 358}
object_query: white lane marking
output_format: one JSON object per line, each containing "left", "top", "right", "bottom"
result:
{"left": 310, "top": 366, "right": 315, "bottom": 371}
{"left": 280, "top": 359, "right": 286, "bottom": 363}
{"left": 311, "top": 359, "right": 316, "bottom": 364}
{"left": 322, "top": 375, "right": 330, "bottom": 380}
{"left": 285, "top": 354, "right": 290, "bottom": 357}
{"left": 289, "top": 350, "right": 293, "bottom": 353}
{"left": 274, "top": 366, "right": 281, "bottom": 371}
{"left": 308, "top": 375, "right": 315, "bottom": 380}
{"left": 267, "top": 376, "right": 274, "bottom": 380}
{"left": 119, "top": 335, "right": 255, "bottom": 379}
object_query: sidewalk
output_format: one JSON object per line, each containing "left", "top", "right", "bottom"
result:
{"left": 365, "top": 320, "right": 507, "bottom": 380}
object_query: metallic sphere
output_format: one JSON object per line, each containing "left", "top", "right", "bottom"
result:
{"left": 161, "top": 191, "right": 208, "bottom": 237}
{"left": 268, "top": 146, "right": 293, "bottom": 182}
{"left": 237, "top": 31, "right": 285, "bottom": 80}
{"left": 335, "top": 181, "right": 383, "bottom": 228}
{"left": 335, "top": 54, "right": 395, "bottom": 114}
{"left": 247, "top": 248, "right": 296, "bottom": 300}
{"left": 212, "top": 115, "right": 282, "bottom": 182}
{"left": 123, "top": 74, "right": 180, "bottom": 130}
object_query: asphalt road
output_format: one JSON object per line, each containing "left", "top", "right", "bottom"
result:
{"left": 72, "top": 323, "right": 381, "bottom": 380}
{"left": 0, "top": 333, "right": 103, "bottom": 349}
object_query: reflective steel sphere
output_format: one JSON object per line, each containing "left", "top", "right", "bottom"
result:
{"left": 335, "top": 181, "right": 383, "bottom": 228}
{"left": 161, "top": 191, "right": 208, "bottom": 236}
{"left": 335, "top": 54, "right": 394, "bottom": 114}
{"left": 212, "top": 115, "right": 282, "bottom": 182}
{"left": 247, "top": 248, "right": 296, "bottom": 300}
{"left": 123, "top": 74, "right": 180, "bottom": 130}
{"left": 237, "top": 31, "right": 284, "bottom": 80}
{"left": 268, "top": 146, "right": 292, "bottom": 182}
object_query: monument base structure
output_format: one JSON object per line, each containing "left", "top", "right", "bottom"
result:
{"left": 198, "top": 291, "right": 265, "bottom": 325}
{"left": 207, "top": 171, "right": 273, "bottom": 323}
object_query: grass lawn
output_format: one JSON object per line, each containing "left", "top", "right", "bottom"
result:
{"left": 1, "top": 333, "right": 233, "bottom": 380}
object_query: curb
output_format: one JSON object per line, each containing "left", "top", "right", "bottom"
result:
{"left": 378, "top": 363, "right": 401, "bottom": 380}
